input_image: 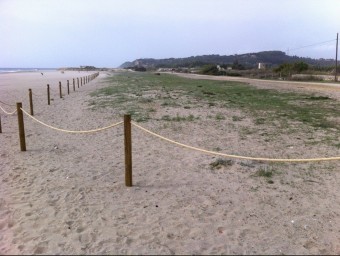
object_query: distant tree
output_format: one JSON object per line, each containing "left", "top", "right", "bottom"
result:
{"left": 274, "top": 61, "right": 309, "bottom": 78}
{"left": 200, "top": 64, "right": 226, "bottom": 76}
{"left": 200, "top": 64, "right": 219, "bottom": 75}
{"left": 274, "top": 63, "right": 293, "bottom": 78}
{"left": 134, "top": 66, "right": 146, "bottom": 72}
{"left": 232, "top": 60, "right": 245, "bottom": 70}
{"left": 292, "top": 61, "right": 309, "bottom": 73}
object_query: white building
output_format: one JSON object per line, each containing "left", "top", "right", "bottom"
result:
{"left": 258, "top": 63, "right": 266, "bottom": 70}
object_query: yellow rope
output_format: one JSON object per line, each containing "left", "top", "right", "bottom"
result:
{"left": 131, "top": 122, "right": 340, "bottom": 163}
{"left": 0, "top": 104, "right": 17, "bottom": 115}
{"left": 21, "top": 108, "right": 123, "bottom": 133}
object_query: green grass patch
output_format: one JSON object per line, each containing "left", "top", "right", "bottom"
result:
{"left": 89, "top": 72, "right": 340, "bottom": 135}
{"left": 210, "top": 158, "right": 233, "bottom": 169}
{"left": 161, "top": 114, "right": 198, "bottom": 122}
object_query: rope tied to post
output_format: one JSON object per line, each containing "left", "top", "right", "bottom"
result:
{"left": 21, "top": 107, "right": 123, "bottom": 133}
{"left": 131, "top": 121, "right": 340, "bottom": 163}
{"left": 0, "top": 104, "right": 17, "bottom": 115}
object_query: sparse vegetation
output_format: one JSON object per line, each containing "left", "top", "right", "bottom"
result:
{"left": 88, "top": 71, "right": 340, "bottom": 147}
{"left": 253, "top": 166, "right": 280, "bottom": 184}
{"left": 209, "top": 158, "right": 233, "bottom": 169}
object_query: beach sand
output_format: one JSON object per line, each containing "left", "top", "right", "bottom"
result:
{"left": 0, "top": 71, "right": 339, "bottom": 254}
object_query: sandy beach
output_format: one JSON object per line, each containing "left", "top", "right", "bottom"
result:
{"left": 0, "top": 71, "right": 339, "bottom": 254}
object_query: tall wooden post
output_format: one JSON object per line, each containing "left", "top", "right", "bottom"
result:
{"left": 73, "top": 78, "right": 75, "bottom": 91}
{"left": 16, "top": 102, "right": 26, "bottom": 151}
{"left": 28, "top": 89, "right": 34, "bottom": 116}
{"left": 124, "top": 115, "right": 132, "bottom": 187}
{"left": 47, "top": 84, "right": 50, "bottom": 105}
{"left": 67, "top": 80, "right": 70, "bottom": 95}
{"left": 59, "top": 81, "right": 62, "bottom": 98}
{"left": 77, "top": 78, "right": 79, "bottom": 88}
{"left": 336, "top": 33, "right": 338, "bottom": 82}
{"left": 0, "top": 115, "right": 2, "bottom": 133}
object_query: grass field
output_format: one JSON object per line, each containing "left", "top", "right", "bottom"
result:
{"left": 89, "top": 72, "right": 340, "bottom": 150}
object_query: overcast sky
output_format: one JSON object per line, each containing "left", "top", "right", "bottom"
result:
{"left": 1, "top": 0, "right": 339, "bottom": 68}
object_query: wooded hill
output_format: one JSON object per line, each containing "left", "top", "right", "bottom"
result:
{"left": 120, "top": 51, "right": 335, "bottom": 69}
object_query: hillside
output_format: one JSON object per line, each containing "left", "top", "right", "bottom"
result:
{"left": 120, "top": 51, "right": 335, "bottom": 69}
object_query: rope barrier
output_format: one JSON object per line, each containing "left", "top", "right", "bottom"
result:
{"left": 0, "top": 104, "right": 17, "bottom": 115}
{"left": 21, "top": 108, "right": 123, "bottom": 134}
{"left": 131, "top": 122, "right": 340, "bottom": 163}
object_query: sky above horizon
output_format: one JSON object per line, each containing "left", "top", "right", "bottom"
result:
{"left": 1, "top": 0, "right": 339, "bottom": 68}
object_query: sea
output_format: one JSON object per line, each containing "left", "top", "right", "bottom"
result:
{"left": 0, "top": 68, "right": 56, "bottom": 74}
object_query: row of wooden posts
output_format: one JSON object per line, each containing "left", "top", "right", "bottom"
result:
{"left": 15, "top": 104, "right": 133, "bottom": 186}
{"left": 1, "top": 72, "right": 133, "bottom": 187}
{"left": 25, "top": 72, "right": 100, "bottom": 117}
{"left": 4, "top": 70, "right": 132, "bottom": 186}
{"left": 1, "top": 73, "right": 99, "bottom": 130}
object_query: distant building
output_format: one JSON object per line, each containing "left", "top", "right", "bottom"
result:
{"left": 258, "top": 63, "right": 266, "bottom": 70}
{"left": 217, "top": 65, "right": 225, "bottom": 71}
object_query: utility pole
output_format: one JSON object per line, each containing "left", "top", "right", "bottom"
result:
{"left": 336, "top": 33, "right": 338, "bottom": 82}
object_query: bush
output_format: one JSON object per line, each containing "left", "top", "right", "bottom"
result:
{"left": 200, "top": 65, "right": 227, "bottom": 76}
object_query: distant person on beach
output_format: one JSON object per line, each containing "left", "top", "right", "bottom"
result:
{"left": 41, "top": 73, "right": 44, "bottom": 75}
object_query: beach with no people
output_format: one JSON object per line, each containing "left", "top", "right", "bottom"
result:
{"left": 0, "top": 70, "right": 340, "bottom": 254}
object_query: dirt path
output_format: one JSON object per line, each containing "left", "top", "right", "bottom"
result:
{"left": 174, "top": 73, "right": 340, "bottom": 100}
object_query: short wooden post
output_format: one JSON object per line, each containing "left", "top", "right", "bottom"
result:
{"left": 77, "top": 78, "right": 79, "bottom": 88}
{"left": 28, "top": 89, "right": 34, "bottom": 116}
{"left": 124, "top": 115, "right": 132, "bottom": 187}
{"left": 0, "top": 115, "right": 2, "bottom": 133}
{"left": 16, "top": 102, "right": 26, "bottom": 151}
{"left": 67, "top": 80, "right": 70, "bottom": 95}
{"left": 47, "top": 84, "right": 50, "bottom": 105}
{"left": 73, "top": 78, "right": 75, "bottom": 91}
{"left": 59, "top": 81, "right": 62, "bottom": 98}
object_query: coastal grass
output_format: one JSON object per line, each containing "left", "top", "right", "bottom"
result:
{"left": 89, "top": 71, "right": 340, "bottom": 146}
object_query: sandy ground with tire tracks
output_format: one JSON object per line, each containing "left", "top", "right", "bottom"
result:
{"left": 0, "top": 71, "right": 339, "bottom": 254}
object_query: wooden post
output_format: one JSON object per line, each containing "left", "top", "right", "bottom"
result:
{"left": 59, "top": 81, "right": 62, "bottom": 98}
{"left": 47, "top": 84, "right": 50, "bottom": 105}
{"left": 16, "top": 102, "right": 26, "bottom": 151}
{"left": 67, "top": 80, "right": 70, "bottom": 95}
{"left": 336, "top": 32, "right": 338, "bottom": 82}
{"left": 0, "top": 115, "right": 2, "bottom": 133}
{"left": 81, "top": 77, "right": 82, "bottom": 86}
{"left": 73, "top": 78, "right": 75, "bottom": 91}
{"left": 28, "top": 89, "right": 34, "bottom": 116}
{"left": 124, "top": 115, "right": 132, "bottom": 187}
{"left": 77, "top": 78, "right": 79, "bottom": 88}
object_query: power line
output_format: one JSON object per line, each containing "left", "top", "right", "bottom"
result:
{"left": 288, "top": 39, "right": 336, "bottom": 53}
